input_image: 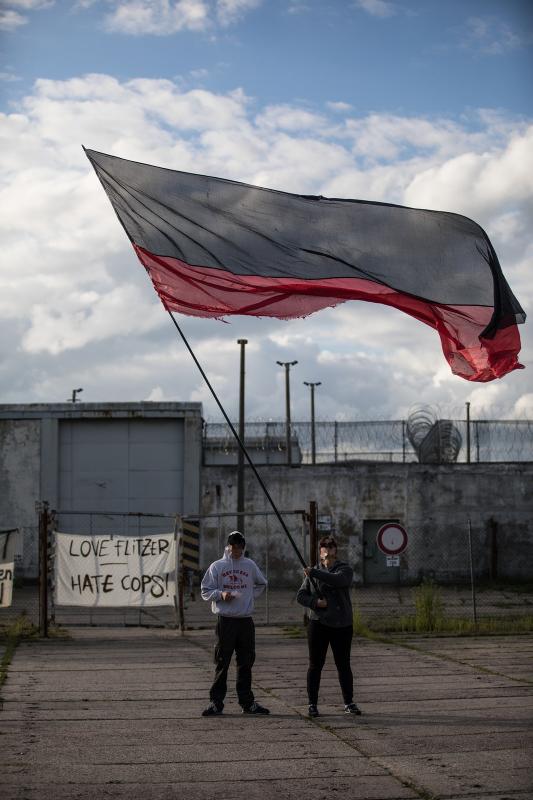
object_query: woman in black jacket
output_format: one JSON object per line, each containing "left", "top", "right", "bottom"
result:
{"left": 297, "top": 536, "right": 362, "bottom": 718}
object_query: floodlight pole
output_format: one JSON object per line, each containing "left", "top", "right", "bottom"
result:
{"left": 277, "top": 360, "right": 298, "bottom": 466}
{"left": 304, "top": 381, "right": 321, "bottom": 464}
{"left": 466, "top": 401, "right": 471, "bottom": 464}
{"left": 237, "top": 339, "right": 248, "bottom": 538}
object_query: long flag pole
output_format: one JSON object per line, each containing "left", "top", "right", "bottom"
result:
{"left": 167, "top": 312, "right": 319, "bottom": 587}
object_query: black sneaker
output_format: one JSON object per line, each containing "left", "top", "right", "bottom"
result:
{"left": 242, "top": 701, "right": 270, "bottom": 715}
{"left": 308, "top": 704, "right": 319, "bottom": 717}
{"left": 201, "top": 702, "right": 223, "bottom": 717}
{"left": 344, "top": 703, "right": 362, "bottom": 715}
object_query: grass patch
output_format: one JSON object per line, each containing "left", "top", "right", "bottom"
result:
{"left": 353, "top": 609, "right": 533, "bottom": 636}
{"left": 282, "top": 624, "right": 306, "bottom": 638}
{"left": 475, "top": 580, "right": 533, "bottom": 594}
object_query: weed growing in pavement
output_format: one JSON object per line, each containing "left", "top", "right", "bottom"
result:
{"left": 414, "top": 579, "right": 444, "bottom": 631}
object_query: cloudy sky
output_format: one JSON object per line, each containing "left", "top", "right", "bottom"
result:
{"left": 1, "top": 0, "right": 532, "bottom": 422}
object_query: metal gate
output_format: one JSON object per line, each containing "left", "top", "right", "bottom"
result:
{"left": 38, "top": 505, "right": 313, "bottom": 633}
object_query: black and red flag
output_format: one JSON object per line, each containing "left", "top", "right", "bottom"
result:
{"left": 85, "top": 148, "right": 525, "bottom": 382}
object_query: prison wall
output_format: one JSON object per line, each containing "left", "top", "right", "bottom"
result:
{"left": 200, "top": 462, "right": 533, "bottom": 586}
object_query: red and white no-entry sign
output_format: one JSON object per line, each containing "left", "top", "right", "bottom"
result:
{"left": 376, "top": 523, "right": 408, "bottom": 556}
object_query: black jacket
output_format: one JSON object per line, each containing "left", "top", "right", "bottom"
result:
{"left": 296, "top": 560, "right": 353, "bottom": 628}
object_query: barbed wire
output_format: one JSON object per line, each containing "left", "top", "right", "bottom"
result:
{"left": 203, "top": 418, "right": 533, "bottom": 463}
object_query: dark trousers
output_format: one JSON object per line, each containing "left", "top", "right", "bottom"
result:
{"left": 210, "top": 616, "right": 255, "bottom": 708}
{"left": 307, "top": 620, "right": 353, "bottom": 705}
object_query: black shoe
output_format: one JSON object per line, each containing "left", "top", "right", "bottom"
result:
{"left": 344, "top": 702, "right": 362, "bottom": 715}
{"left": 242, "top": 701, "right": 270, "bottom": 715}
{"left": 308, "top": 704, "right": 319, "bottom": 717}
{"left": 201, "top": 702, "right": 223, "bottom": 717}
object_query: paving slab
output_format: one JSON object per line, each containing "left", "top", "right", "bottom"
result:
{"left": 1, "top": 775, "right": 419, "bottom": 800}
{"left": 1, "top": 626, "right": 532, "bottom": 800}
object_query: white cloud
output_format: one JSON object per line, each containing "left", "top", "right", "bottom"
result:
{"left": 0, "top": 71, "right": 21, "bottom": 81}
{"left": 7, "top": 0, "right": 53, "bottom": 7}
{"left": 0, "top": 8, "right": 27, "bottom": 29}
{"left": 353, "top": 0, "right": 396, "bottom": 19}
{"left": 463, "top": 16, "right": 523, "bottom": 56}
{"left": 255, "top": 104, "right": 327, "bottom": 133}
{"left": 327, "top": 101, "right": 352, "bottom": 113}
{"left": 0, "top": 0, "right": 53, "bottom": 30}
{"left": 216, "top": 0, "right": 261, "bottom": 27}
{"left": 1, "top": 74, "right": 531, "bottom": 418}
{"left": 103, "top": 0, "right": 209, "bottom": 34}
{"left": 95, "top": 0, "right": 262, "bottom": 34}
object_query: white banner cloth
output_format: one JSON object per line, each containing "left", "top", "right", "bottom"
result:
{"left": 0, "top": 561, "right": 14, "bottom": 608}
{"left": 55, "top": 532, "right": 176, "bottom": 607}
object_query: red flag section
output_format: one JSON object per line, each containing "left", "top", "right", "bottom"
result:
{"left": 86, "top": 148, "right": 525, "bottom": 382}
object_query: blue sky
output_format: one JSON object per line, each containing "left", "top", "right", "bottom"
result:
{"left": 3, "top": 0, "right": 532, "bottom": 116}
{"left": 1, "top": 0, "right": 532, "bottom": 420}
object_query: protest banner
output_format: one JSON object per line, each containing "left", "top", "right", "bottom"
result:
{"left": 0, "top": 529, "right": 18, "bottom": 608}
{"left": 55, "top": 531, "right": 176, "bottom": 607}
{"left": 0, "top": 561, "right": 14, "bottom": 608}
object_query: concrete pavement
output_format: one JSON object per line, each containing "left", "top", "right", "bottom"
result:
{"left": 1, "top": 626, "right": 532, "bottom": 799}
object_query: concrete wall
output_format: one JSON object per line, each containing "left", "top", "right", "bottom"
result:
{"left": 2, "top": 403, "right": 531, "bottom": 586}
{"left": 0, "top": 419, "right": 41, "bottom": 575}
{"left": 200, "top": 462, "right": 533, "bottom": 586}
{"left": 0, "top": 403, "right": 203, "bottom": 578}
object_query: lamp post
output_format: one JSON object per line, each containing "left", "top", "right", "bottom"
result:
{"left": 71, "top": 388, "right": 83, "bottom": 403}
{"left": 466, "top": 401, "right": 471, "bottom": 464}
{"left": 276, "top": 360, "right": 298, "bottom": 466}
{"left": 304, "top": 381, "right": 321, "bottom": 464}
{"left": 237, "top": 339, "right": 248, "bottom": 537}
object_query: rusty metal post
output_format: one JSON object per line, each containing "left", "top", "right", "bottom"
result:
{"left": 309, "top": 500, "right": 318, "bottom": 568}
{"left": 467, "top": 518, "right": 478, "bottom": 629}
{"left": 177, "top": 521, "right": 186, "bottom": 633}
{"left": 38, "top": 501, "right": 50, "bottom": 637}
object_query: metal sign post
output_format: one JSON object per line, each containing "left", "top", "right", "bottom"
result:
{"left": 376, "top": 523, "right": 409, "bottom": 558}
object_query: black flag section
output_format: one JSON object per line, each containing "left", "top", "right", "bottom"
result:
{"left": 85, "top": 147, "right": 525, "bottom": 382}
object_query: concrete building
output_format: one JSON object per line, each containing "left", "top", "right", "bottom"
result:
{"left": 1, "top": 402, "right": 532, "bottom": 585}
{"left": 0, "top": 403, "right": 203, "bottom": 577}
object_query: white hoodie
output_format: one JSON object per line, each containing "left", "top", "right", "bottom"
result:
{"left": 200, "top": 546, "right": 267, "bottom": 617}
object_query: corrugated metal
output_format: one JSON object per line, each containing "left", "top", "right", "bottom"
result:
{"left": 59, "top": 419, "right": 184, "bottom": 531}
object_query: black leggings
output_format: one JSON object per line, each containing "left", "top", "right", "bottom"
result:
{"left": 307, "top": 620, "right": 353, "bottom": 705}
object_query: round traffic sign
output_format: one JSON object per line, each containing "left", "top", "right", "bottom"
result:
{"left": 376, "top": 523, "right": 408, "bottom": 556}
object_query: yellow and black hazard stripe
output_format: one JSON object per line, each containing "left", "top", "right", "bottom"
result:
{"left": 181, "top": 519, "right": 200, "bottom": 570}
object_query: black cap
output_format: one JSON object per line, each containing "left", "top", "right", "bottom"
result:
{"left": 227, "top": 531, "right": 246, "bottom": 547}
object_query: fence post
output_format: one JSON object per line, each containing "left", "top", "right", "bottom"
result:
{"left": 173, "top": 516, "right": 180, "bottom": 631}
{"left": 48, "top": 510, "right": 56, "bottom": 626}
{"left": 467, "top": 518, "right": 478, "bottom": 629}
{"left": 265, "top": 515, "right": 270, "bottom": 625}
{"left": 488, "top": 517, "right": 498, "bottom": 581}
{"left": 309, "top": 501, "right": 318, "bottom": 567}
{"left": 334, "top": 421, "right": 338, "bottom": 463}
{"left": 38, "top": 501, "right": 49, "bottom": 637}
{"left": 466, "top": 402, "right": 471, "bottom": 463}
{"left": 177, "top": 520, "right": 186, "bottom": 634}
{"left": 300, "top": 511, "right": 307, "bottom": 564}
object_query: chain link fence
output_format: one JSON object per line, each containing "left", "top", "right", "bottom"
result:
{"left": 203, "top": 419, "right": 533, "bottom": 464}
{"left": 0, "top": 526, "right": 39, "bottom": 633}
{"left": 2, "top": 504, "right": 532, "bottom": 635}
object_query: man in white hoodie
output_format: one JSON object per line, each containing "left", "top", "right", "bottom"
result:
{"left": 200, "top": 531, "right": 269, "bottom": 716}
